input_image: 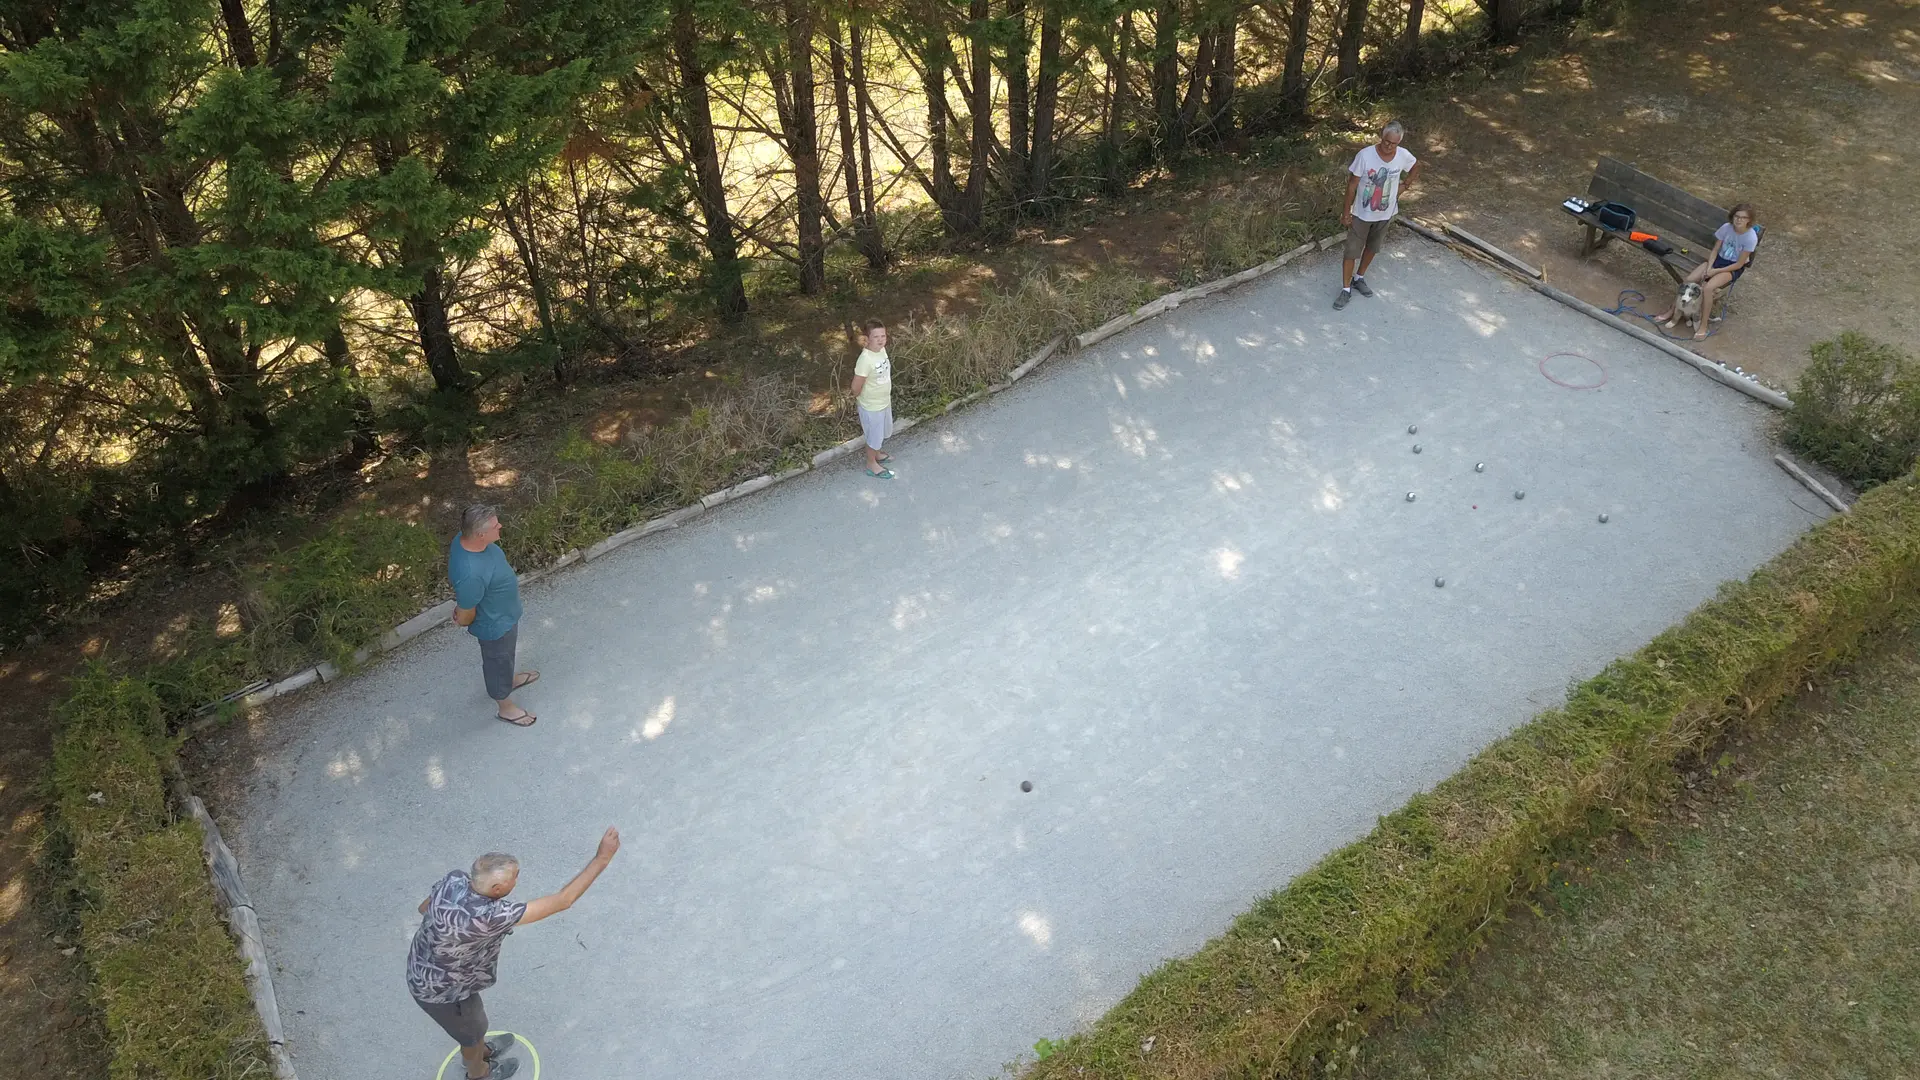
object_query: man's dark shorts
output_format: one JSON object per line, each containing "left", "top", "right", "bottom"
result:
{"left": 1343, "top": 216, "right": 1393, "bottom": 261}
{"left": 479, "top": 624, "right": 519, "bottom": 701}
{"left": 417, "top": 992, "right": 489, "bottom": 1048}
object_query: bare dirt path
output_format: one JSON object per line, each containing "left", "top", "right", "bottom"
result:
{"left": 1402, "top": 0, "right": 1920, "bottom": 388}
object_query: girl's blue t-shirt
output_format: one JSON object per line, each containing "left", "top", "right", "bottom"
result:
{"left": 447, "top": 536, "right": 522, "bottom": 641}
{"left": 1714, "top": 223, "right": 1758, "bottom": 265}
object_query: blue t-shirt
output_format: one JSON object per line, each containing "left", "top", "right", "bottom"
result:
{"left": 447, "top": 536, "right": 521, "bottom": 641}
{"left": 1713, "top": 222, "right": 1758, "bottom": 266}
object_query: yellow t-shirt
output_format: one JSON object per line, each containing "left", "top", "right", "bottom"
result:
{"left": 853, "top": 348, "right": 892, "bottom": 412}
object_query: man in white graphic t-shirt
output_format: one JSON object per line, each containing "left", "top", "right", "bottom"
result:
{"left": 1335, "top": 120, "right": 1420, "bottom": 310}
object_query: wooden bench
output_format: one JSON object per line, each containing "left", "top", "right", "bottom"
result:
{"left": 1564, "top": 156, "right": 1758, "bottom": 287}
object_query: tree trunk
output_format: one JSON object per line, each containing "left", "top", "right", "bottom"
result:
{"left": 848, "top": 17, "right": 886, "bottom": 267}
{"left": 407, "top": 262, "right": 468, "bottom": 391}
{"left": 1280, "top": 0, "right": 1313, "bottom": 121}
{"left": 325, "top": 324, "right": 378, "bottom": 462}
{"left": 1003, "top": 0, "right": 1030, "bottom": 206}
{"left": 1400, "top": 0, "right": 1425, "bottom": 69}
{"left": 960, "top": 0, "right": 991, "bottom": 231}
{"left": 1204, "top": 15, "right": 1237, "bottom": 141}
{"left": 671, "top": 0, "right": 750, "bottom": 319}
{"left": 1029, "top": 0, "right": 1062, "bottom": 201}
{"left": 1174, "top": 22, "right": 1216, "bottom": 154}
{"left": 1491, "top": 0, "right": 1522, "bottom": 43}
{"left": 500, "top": 186, "right": 564, "bottom": 383}
{"left": 920, "top": 6, "right": 964, "bottom": 231}
{"left": 1337, "top": 0, "right": 1370, "bottom": 87}
{"left": 1150, "top": 0, "right": 1180, "bottom": 159}
{"left": 784, "top": 0, "right": 825, "bottom": 294}
{"left": 1102, "top": 12, "right": 1132, "bottom": 192}
{"left": 219, "top": 0, "right": 259, "bottom": 67}
{"left": 829, "top": 27, "right": 867, "bottom": 242}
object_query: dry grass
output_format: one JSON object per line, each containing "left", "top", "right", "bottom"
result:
{"left": 889, "top": 265, "right": 1157, "bottom": 409}
{"left": 1170, "top": 180, "right": 1320, "bottom": 286}
{"left": 52, "top": 669, "right": 273, "bottom": 1080}
{"left": 1354, "top": 626, "right": 1920, "bottom": 1078}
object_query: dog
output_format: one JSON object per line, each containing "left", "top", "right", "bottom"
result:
{"left": 1663, "top": 281, "right": 1705, "bottom": 334}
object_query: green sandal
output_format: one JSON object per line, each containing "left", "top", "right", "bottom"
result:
{"left": 866, "top": 468, "right": 894, "bottom": 479}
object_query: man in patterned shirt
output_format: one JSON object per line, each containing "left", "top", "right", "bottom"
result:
{"left": 407, "top": 827, "right": 621, "bottom": 1079}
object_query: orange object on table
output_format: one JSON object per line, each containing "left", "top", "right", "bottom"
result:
{"left": 1628, "top": 230, "right": 1659, "bottom": 243}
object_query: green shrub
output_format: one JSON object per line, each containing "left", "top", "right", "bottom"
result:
{"left": 1783, "top": 332, "right": 1920, "bottom": 489}
{"left": 244, "top": 512, "right": 444, "bottom": 670}
{"left": 1024, "top": 470, "right": 1920, "bottom": 1079}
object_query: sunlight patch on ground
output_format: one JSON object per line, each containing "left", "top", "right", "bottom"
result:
{"left": 1018, "top": 911, "right": 1054, "bottom": 950}
{"left": 632, "top": 697, "right": 676, "bottom": 743}
{"left": 1214, "top": 546, "right": 1246, "bottom": 581}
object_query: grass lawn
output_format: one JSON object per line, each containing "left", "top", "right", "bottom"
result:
{"left": 1353, "top": 627, "right": 1920, "bottom": 1079}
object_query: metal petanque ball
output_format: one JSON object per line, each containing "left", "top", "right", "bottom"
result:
{"left": 1514, "top": 490, "right": 1525, "bottom": 500}
{"left": 1599, "top": 513, "right": 1610, "bottom": 523}
{"left": 1406, "top": 492, "right": 1417, "bottom": 502}
{"left": 1408, "top": 424, "right": 1418, "bottom": 435}
{"left": 1412, "top": 444, "right": 1423, "bottom": 454}
{"left": 1435, "top": 577, "right": 1446, "bottom": 588}
{"left": 1020, "top": 780, "right": 1033, "bottom": 793}
{"left": 1475, "top": 462, "right": 1486, "bottom": 472}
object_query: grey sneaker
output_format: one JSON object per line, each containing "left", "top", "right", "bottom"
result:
{"left": 1351, "top": 276, "right": 1374, "bottom": 297}
{"left": 1333, "top": 288, "right": 1353, "bottom": 310}
{"left": 473, "top": 1058, "right": 520, "bottom": 1080}
{"left": 485, "top": 1033, "right": 517, "bottom": 1061}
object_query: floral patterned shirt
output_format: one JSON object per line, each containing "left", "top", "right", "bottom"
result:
{"left": 406, "top": 870, "right": 528, "bottom": 1003}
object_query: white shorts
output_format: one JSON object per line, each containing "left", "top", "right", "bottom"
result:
{"left": 857, "top": 405, "right": 893, "bottom": 450}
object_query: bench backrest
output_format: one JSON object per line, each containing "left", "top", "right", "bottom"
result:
{"left": 1585, "top": 156, "right": 1726, "bottom": 251}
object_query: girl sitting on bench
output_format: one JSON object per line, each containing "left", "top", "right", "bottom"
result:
{"left": 1656, "top": 203, "right": 1759, "bottom": 339}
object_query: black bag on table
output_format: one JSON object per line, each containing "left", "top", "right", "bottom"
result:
{"left": 1593, "top": 201, "right": 1636, "bottom": 232}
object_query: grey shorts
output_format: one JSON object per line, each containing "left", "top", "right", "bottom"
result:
{"left": 416, "top": 992, "right": 489, "bottom": 1048}
{"left": 1344, "top": 216, "right": 1393, "bottom": 260}
{"left": 857, "top": 405, "right": 893, "bottom": 450}
{"left": 478, "top": 624, "right": 518, "bottom": 701}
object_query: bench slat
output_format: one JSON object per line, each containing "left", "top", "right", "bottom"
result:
{"left": 1586, "top": 156, "right": 1726, "bottom": 249}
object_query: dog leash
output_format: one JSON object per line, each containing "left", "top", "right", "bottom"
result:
{"left": 1605, "top": 289, "right": 1721, "bottom": 340}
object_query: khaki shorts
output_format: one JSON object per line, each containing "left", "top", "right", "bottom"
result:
{"left": 1343, "top": 216, "right": 1393, "bottom": 260}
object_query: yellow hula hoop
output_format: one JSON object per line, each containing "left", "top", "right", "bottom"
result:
{"left": 436, "top": 1030, "right": 540, "bottom": 1080}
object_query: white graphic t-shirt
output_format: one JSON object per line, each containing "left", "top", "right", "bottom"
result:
{"left": 1349, "top": 144, "right": 1417, "bottom": 222}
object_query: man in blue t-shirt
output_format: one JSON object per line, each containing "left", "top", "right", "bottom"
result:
{"left": 449, "top": 504, "right": 538, "bottom": 725}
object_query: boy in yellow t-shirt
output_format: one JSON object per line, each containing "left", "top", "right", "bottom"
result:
{"left": 850, "top": 318, "right": 895, "bottom": 478}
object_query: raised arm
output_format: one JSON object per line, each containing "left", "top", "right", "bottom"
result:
{"left": 519, "top": 827, "right": 621, "bottom": 926}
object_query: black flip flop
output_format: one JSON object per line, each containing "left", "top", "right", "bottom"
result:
{"left": 512, "top": 671, "right": 540, "bottom": 690}
{"left": 496, "top": 710, "right": 537, "bottom": 727}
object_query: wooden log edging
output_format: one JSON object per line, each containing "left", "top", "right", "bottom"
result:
{"left": 1443, "top": 222, "right": 1543, "bottom": 279}
{"left": 158, "top": 757, "right": 299, "bottom": 1080}
{"left": 1774, "top": 454, "right": 1851, "bottom": 513}
{"left": 1075, "top": 238, "right": 1328, "bottom": 351}
{"left": 1395, "top": 217, "right": 1794, "bottom": 411}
